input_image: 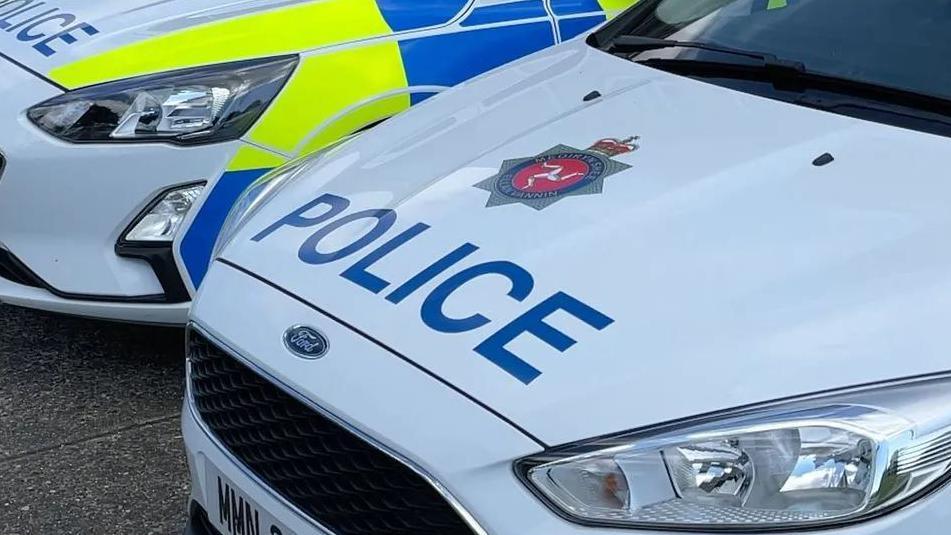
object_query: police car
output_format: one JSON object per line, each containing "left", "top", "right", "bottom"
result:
{"left": 183, "top": 0, "right": 951, "bottom": 533}
{"left": 0, "top": 0, "right": 630, "bottom": 324}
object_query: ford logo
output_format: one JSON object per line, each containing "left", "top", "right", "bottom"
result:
{"left": 283, "top": 325, "right": 329, "bottom": 360}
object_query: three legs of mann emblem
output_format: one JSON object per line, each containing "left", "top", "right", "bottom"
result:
{"left": 475, "top": 136, "right": 640, "bottom": 210}
{"left": 522, "top": 161, "right": 586, "bottom": 190}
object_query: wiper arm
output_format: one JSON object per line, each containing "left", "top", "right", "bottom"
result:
{"left": 606, "top": 35, "right": 806, "bottom": 74}
{"left": 794, "top": 93, "right": 951, "bottom": 128}
{"left": 599, "top": 35, "right": 951, "bottom": 135}
{"left": 608, "top": 35, "right": 951, "bottom": 111}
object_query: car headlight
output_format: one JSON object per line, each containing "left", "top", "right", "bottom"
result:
{"left": 28, "top": 56, "right": 297, "bottom": 145}
{"left": 518, "top": 375, "right": 951, "bottom": 530}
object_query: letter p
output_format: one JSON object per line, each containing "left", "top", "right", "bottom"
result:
{"left": 252, "top": 193, "right": 350, "bottom": 242}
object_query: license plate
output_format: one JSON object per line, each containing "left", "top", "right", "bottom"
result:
{"left": 206, "top": 463, "right": 296, "bottom": 535}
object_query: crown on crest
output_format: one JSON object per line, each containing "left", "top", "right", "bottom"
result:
{"left": 588, "top": 136, "right": 639, "bottom": 157}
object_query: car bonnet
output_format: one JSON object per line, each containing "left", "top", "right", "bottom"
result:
{"left": 216, "top": 42, "right": 951, "bottom": 446}
{"left": 0, "top": 0, "right": 400, "bottom": 89}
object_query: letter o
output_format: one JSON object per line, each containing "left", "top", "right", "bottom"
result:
{"left": 298, "top": 209, "right": 396, "bottom": 265}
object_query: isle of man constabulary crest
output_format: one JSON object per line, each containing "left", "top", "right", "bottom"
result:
{"left": 475, "top": 136, "right": 640, "bottom": 210}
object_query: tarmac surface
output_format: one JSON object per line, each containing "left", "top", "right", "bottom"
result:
{"left": 0, "top": 304, "right": 189, "bottom": 535}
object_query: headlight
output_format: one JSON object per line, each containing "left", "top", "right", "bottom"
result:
{"left": 518, "top": 375, "right": 951, "bottom": 530}
{"left": 28, "top": 56, "right": 297, "bottom": 145}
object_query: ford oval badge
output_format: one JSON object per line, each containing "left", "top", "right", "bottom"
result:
{"left": 283, "top": 325, "right": 329, "bottom": 360}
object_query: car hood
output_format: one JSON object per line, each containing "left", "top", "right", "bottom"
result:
{"left": 0, "top": 0, "right": 376, "bottom": 87}
{"left": 220, "top": 41, "right": 951, "bottom": 446}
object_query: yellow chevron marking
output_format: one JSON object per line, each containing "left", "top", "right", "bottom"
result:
{"left": 50, "top": 0, "right": 393, "bottom": 88}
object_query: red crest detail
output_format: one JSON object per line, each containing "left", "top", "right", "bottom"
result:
{"left": 588, "top": 137, "right": 639, "bottom": 157}
{"left": 511, "top": 158, "right": 591, "bottom": 194}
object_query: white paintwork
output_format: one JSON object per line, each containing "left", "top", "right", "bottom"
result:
{"left": 0, "top": 64, "right": 241, "bottom": 294}
{"left": 218, "top": 40, "right": 951, "bottom": 444}
{"left": 187, "top": 37, "right": 951, "bottom": 533}
{"left": 0, "top": 0, "right": 256, "bottom": 320}
{"left": 0, "top": 53, "right": 241, "bottom": 320}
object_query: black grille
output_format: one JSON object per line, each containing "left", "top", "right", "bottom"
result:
{"left": 188, "top": 332, "right": 477, "bottom": 535}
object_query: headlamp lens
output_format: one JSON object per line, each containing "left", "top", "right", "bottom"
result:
{"left": 521, "top": 377, "right": 951, "bottom": 530}
{"left": 29, "top": 56, "right": 297, "bottom": 145}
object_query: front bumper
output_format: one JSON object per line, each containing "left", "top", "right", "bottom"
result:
{"left": 0, "top": 273, "right": 189, "bottom": 324}
{"left": 183, "top": 261, "right": 951, "bottom": 535}
{"left": 0, "top": 58, "right": 239, "bottom": 321}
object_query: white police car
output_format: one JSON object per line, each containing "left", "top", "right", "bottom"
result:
{"left": 182, "top": 0, "right": 951, "bottom": 533}
{"left": 0, "top": 0, "right": 628, "bottom": 325}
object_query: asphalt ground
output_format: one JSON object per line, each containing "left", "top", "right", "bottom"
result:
{"left": 0, "top": 304, "right": 189, "bottom": 535}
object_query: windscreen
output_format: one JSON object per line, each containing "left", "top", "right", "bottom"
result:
{"left": 600, "top": 0, "right": 951, "bottom": 100}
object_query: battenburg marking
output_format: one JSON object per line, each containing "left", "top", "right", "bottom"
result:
{"left": 475, "top": 136, "right": 640, "bottom": 210}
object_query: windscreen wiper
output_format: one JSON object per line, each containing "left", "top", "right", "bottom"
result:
{"left": 605, "top": 35, "right": 806, "bottom": 74}
{"left": 605, "top": 35, "right": 951, "bottom": 121}
{"left": 793, "top": 93, "right": 951, "bottom": 131}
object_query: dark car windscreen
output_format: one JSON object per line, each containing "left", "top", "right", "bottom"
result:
{"left": 598, "top": 0, "right": 951, "bottom": 101}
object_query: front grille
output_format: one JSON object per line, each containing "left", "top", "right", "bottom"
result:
{"left": 188, "top": 332, "right": 477, "bottom": 535}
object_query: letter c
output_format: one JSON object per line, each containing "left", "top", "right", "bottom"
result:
{"left": 421, "top": 261, "right": 534, "bottom": 333}
{"left": 18, "top": 14, "right": 75, "bottom": 41}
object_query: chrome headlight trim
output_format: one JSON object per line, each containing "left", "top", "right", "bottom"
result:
{"left": 516, "top": 373, "right": 951, "bottom": 532}
{"left": 28, "top": 56, "right": 298, "bottom": 145}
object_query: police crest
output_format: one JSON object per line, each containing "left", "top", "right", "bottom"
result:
{"left": 475, "top": 137, "right": 639, "bottom": 210}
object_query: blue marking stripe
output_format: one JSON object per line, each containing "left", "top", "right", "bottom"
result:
{"left": 377, "top": 0, "right": 469, "bottom": 31}
{"left": 461, "top": 0, "right": 548, "bottom": 27}
{"left": 399, "top": 22, "right": 555, "bottom": 105}
{"left": 550, "top": 0, "right": 603, "bottom": 15}
{"left": 558, "top": 14, "right": 606, "bottom": 40}
{"left": 180, "top": 168, "right": 272, "bottom": 288}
